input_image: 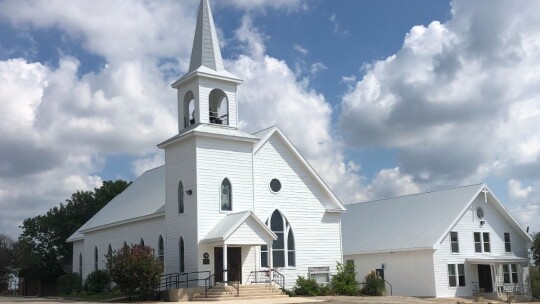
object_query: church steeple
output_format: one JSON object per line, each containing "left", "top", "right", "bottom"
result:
{"left": 189, "top": 0, "right": 224, "bottom": 73}
{"left": 172, "top": 0, "right": 242, "bottom": 132}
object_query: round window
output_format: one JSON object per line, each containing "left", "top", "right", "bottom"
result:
{"left": 476, "top": 207, "right": 485, "bottom": 220}
{"left": 270, "top": 179, "right": 281, "bottom": 193}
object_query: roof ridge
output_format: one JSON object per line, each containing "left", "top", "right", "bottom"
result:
{"left": 252, "top": 125, "right": 277, "bottom": 135}
{"left": 347, "top": 183, "right": 484, "bottom": 206}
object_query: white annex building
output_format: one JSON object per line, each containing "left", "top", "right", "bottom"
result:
{"left": 67, "top": 0, "right": 345, "bottom": 294}
{"left": 343, "top": 184, "right": 533, "bottom": 300}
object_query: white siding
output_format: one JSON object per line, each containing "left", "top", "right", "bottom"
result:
{"left": 72, "top": 240, "right": 84, "bottom": 275}
{"left": 253, "top": 134, "right": 342, "bottom": 288}
{"left": 81, "top": 216, "right": 164, "bottom": 280}
{"left": 164, "top": 136, "right": 198, "bottom": 275}
{"left": 226, "top": 217, "right": 274, "bottom": 245}
{"left": 196, "top": 136, "right": 254, "bottom": 241}
{"left": 345, "top": 250, "right": 436, "bottom": 297}
{"left": 433, "top": 194, "right": 531, "bottom": 297}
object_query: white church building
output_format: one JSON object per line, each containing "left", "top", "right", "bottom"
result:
{"left": 67, "top": 0, "right": 345, "bottom": 292}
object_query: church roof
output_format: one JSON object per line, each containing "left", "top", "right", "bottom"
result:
{"left": 189, "top": 0, "right": 224, "bottom": 73}
{"left": 172, "top": 0, "right": 240, "bottom": 88}
{"left": 67, "top": 166, "right": 165, "bottom": 241}
{"left": 158, "top": 123, "right": 259, "bottom": 148}
{"left": 342, "top": 183, "right": 532, "bottom": 255}
{"left": 201, "top": 210, "right": 277, "bottom": 244}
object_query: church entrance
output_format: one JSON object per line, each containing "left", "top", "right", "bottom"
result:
{"left": 477, "top": 264, "right": 493, "bottom": 292}
{"left": 214, "top": 247, "right": 242, "bottom": 283}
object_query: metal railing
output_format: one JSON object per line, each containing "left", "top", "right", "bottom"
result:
{"left": 271, "top": 269, "right": 285, "bottom": 290}
{"left": 203, "top": 269, "right": 239, "bottom": 298}
{"left": 209, "top": 111, "right": 228, "bottom": 125}
{"left": 159, "top": 271, "right": 211, "bottom": 291}
{"left": 248, "top": 270, "right": 270, "bottom": 284}
{"left": 384, "top": 279, "right": 393, "bottom": 296}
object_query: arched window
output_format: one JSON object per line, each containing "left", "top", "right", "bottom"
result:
{"left": 261, "top": 210, "right": 295, "bottom": 268}
{"left": 209, "top": 89, "right": 228, "bottom": 125}
{"left": 179, "top": 237, "right": 185, "bottom": 273}
{"left": 184, "top": 91, "right": 196, "bottom": 127}
{"left": 140, "top": 238, "right": 145, "bottom": 246}
{"left": 220, "top": 178, "right": 232, "bottom": 211}
{"left": 79, "top": 253, "right": 83, "bottom": 275}
{"left": 107, "top": 244, "right": 112, "bottom": 261}
{"left": 178, "top": 181, "right": 184, "bottom": 214}
{"left": 94, "top": 246, "right": 98, "bottom": 271}
{"left": 158, "top": 235, "right": 164, "bottom": 270}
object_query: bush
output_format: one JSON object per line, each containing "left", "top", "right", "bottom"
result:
{"left": 293, "top": 276, "right": 322, "bottom": 296}
{"left": 331, "top": 262, "right": 359, "bottom": 296}
{"left": 58, "top": 273, "right": 82, "bottom": 295}
{"left": 531, "top": 267, "right": 540, "bottom": 300}
{"left": 106, "top": 244, "right": 162, "bottom": 300}
{"left": 361, "top": 270, "right": 385, "bottom": 296}
{"left": 83, "top": 269, "right": 110, "bottom": 294}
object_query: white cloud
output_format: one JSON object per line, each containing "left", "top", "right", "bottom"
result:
{"left": 329, "top": 13, "right": 349, "bottom": 36}
{"left": 340, "top": 0, "right": 540, "bottom": 191}
{"left": 310, "top": 62, "right": 327, "bottom": 75}
{"left": 508, "top": 179, "right": 532, "bottom": 200}
{"left": 293, "top": 44, "right": 309, "bottom": 55}
{"left": 219, "top": 0, "right": 305, "bottom": 11}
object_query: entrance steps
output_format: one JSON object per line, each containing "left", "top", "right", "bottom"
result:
{"left": 191, "top": 284, "right": 288, "bottom": 301}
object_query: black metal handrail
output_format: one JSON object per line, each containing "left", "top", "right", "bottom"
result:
{"left": 271, "top": 269, "right": 285, "bottom": 290}
{"left": 159, "top": 271, "right": 211, "bottom": 291}
{"left": 248, "top": 270, "right": 270, "bottom": 284}
{"left": 204, "top": 269, "right": 225, "bottom": 298}
{"left": 229, "top": 279, "right": 240, "bottom": 297}
{"left": 384, "top": 279, "right": 392, "bottom": 296}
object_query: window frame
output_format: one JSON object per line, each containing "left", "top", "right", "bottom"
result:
{"left": 448, "top": 263, "right": 466, "bottom": 287}
{"left": 473, "top": 232, "right": 491, "bottom": 253}
{"left": 179, "top": 237, "right": 185, "bottom": 273}
{"left": 220, "top": 178, "right": 232, "bottom": 212}
{"left": 504, "top": 232, "right": 512, "bottom": 253}
{"left": 178, "top": 180, "right": 184, "bottom": 214}
{"left": 94, "top": 246, "right": 98, "bottom": 271}
{"left": 260, "top": 210, "right": 296, "bottom": 269}
{"left": 450, "top": 231, "right": 459, "bottom": 253}
{"left": 158, "top": 235, "right": 164, "bottom": 270}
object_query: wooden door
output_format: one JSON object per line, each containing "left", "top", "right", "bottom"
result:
{"left": 214, "top": 247, "right": 242, "bottom": 283}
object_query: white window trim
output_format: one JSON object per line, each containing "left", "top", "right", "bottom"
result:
{"left": 473, "top": 232, "right": 491, "bottom": 253}
{"left": 450, "top": 231, "right": 460, "bottom": 254}
{"left": 504, "top": 232, "right": 512, "bottom": 253}
{"left": 219, "top": 178, "right": 233, "bottom": 213}
{"left": 503, "top": 264, "right": 519, "bottom": 284}
{"left": 447, "top": 263, "right": 466, "bottom": 288}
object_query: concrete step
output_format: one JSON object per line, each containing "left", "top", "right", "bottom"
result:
{"left": 192, "top": 284, "right": 287, "bottom": 301}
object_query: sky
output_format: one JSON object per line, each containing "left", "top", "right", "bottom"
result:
{"left": 1, "top": 0, "right": 539, "bottom": 239}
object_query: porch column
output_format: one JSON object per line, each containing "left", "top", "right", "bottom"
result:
{"left": 223, "top": 244, "right": 228, "bottom": 284}
{"left": 268, "top": 244, "right": 273, "bottom": 282}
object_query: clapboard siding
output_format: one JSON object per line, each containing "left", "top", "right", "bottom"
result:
{"left": 226, "top": 217, "right": 274, "bottom": 245}
{"left": 345, "top": 250, "right": 436, "bottom": 297}
{"left": 433, "top": 194, "right": 530, "bottom": 297}
{"left": 72, "top": 240, "right": 84, "bottom": 275}
{"left": 253, "top": 134, "right": 342, "bottom": 288}
{"left": 196, "top": 136, "right": 254, "bottom": 241}
{"left": 81, "top": 216, "right": 164, "bottom": 279}
{"left": 165, "top": 136, "right": 198, "bottom": 275}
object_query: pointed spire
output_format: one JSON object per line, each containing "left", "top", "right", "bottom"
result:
{"left": 188, "top": 0, "right": 225, "bottom": 73}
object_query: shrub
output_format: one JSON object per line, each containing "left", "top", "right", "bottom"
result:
{"left": 361, "top": 270, "right": 385, "bottom": 296}
{"left": 83, "top": 269, "right": 110, "bottom": 294}
{"left": 58, "top": 273, "right": 82, "bottom": 295}
{"left": 106, "top": 244, "right": 162, "bottom": 300}
{"left": 293, "top": 276, "right": 321, "bottom": 296}
{"left": 331, "top": 262, "right": 359, "bottom": 296}
{"left": 531, "top": 267, "right": 540, "bottom": 300}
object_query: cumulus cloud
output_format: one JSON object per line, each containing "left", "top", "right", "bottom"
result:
{"left": 340, "top": 0, "right": 540, "bottom": 189}
{"left": 293, "top": 44, "right": 309, "bottom": 55}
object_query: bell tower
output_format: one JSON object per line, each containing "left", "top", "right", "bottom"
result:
{"left": 172, "top": 0, "right": 242, "bottom": 132}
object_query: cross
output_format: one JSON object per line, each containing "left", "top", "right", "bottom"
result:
{"left": 481, "top": 188, "right": 489, "bottom": 203}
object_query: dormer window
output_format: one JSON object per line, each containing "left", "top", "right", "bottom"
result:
{"left": 220, "top": 178, "right": 232, "bottom": 211}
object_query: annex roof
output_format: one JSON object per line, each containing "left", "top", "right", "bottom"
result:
{"left": 201, "top": 211, "right": 277, "bottom": 244}
{"left": 67, "top": 166, "right": 165, "bottom": 241}
{"left": 342, "top": 184, "right": 485, "bottom": 255}
{"left": 253, "top": 126, "right": 346, "bottom": 212}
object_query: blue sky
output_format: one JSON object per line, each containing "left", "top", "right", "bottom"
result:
{"left": 1, "top": 0, "right": 539, "bottom": 238}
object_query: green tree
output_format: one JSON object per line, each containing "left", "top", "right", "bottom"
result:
{"left": 331, "top": 262, "right": 359, "bottom": 296}
{"left": 106, "top": 244, "right": 162, "bottom": 300}
{"left": 0, "top": 234, "right": 16, "bottom": 291}
{"left": 531, "top": 232, "right": 540, "bottom": 267}
{"left": 16, "top": 180, "right": 130, "bottom": 282}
